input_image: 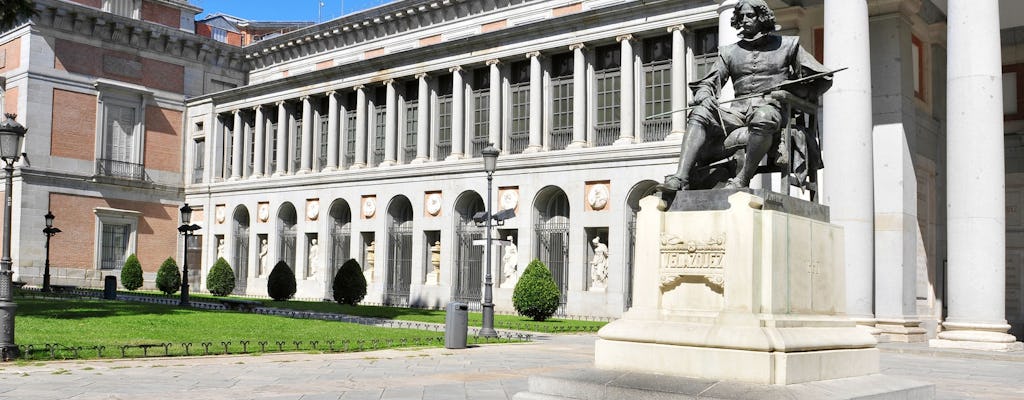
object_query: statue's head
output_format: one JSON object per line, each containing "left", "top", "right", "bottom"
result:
{"left": 730, "top": 0, "right": 776, "bottom": 38}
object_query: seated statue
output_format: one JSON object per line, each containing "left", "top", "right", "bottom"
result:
{"left": 659, "top": 0, "right": 833, "bottom": 192}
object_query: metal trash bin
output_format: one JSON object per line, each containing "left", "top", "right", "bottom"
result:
{"left": 103, "top": 276, "right": 117, "bottom": 300}
{"left": 444, "top": 302, "right": 469, "bottom": 349}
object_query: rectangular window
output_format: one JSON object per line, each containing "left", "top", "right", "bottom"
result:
{"left": 912, "top": 35, "right": 924, "bottom": 100}
{"left": 318, "top": 99, "right": 329, "bottom": 170}
{"left": 100, "top": 223, "right": 130, "bottom": 270}
{"left": 550, "top": 53, "right": 574, "bottom": 151}
{"left": 643, "top": 35, "right": 672, "bottom": 142}
{"left": 103, "top": 0, "right": 137, "bottom": 18}
{"left": 211, "top": 27, "right": 228, "bottom": 43}
{"left": 372, "top": 87, "right": 387, "bottom": 167}
{"left": 269, "top": 121, "right": 278, "bottom": 172}
{"left": 192, "top": 138, "right": 205, "bottom": 184}
{"left": 344, "top": 94, "right": 357, "bottom": 168}
{"left": 436, "top": 74, "right": 454, "bottom": 160}
{"left": 292, "top": 116, "right": 302, "bottom": 172}
{"left": 99, "top": 98, "right": 144, "bottom": 181}
{"left": 694, "top": 27, "right": 719, "bottom": 79}
{"left": 222, "top": 116, "right": 233, "bottom": 180}
{"left": 1005, "top": 64, "right": 1024, "bottom": 120}
{"left": 472, "top": 68, "right": 490, "bottom": 157}
{"left": 404, "top": 80, "right": 418, "bottom": 163}
{"left": 509, "top": 60, "right": 530, "bottom": 155}
{"left": 594, "top": 45, "right": 621, "bottom": 147}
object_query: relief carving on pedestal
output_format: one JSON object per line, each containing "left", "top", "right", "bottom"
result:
{"left": 659, "top": 234, "right": 726, "bottom": 291}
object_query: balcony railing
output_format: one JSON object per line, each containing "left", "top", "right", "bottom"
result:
{"left": 593, "top": 124, "right": 619, "bottom": 147}
{"left": 509, "top": 132, "right": 529, "bottom": 154}
{"left": 642, "top": 118, "right": 672, "bottom": 142}
{"left": 404, "top": 146, "right": 416, "bottom": 163}
{"left": 550, "top": 128, "right": 571, "bottom": 151}
{"left": 436, "top": 142, "right": 452, "bottom": 160}
{"left": 470, "top": 137, "right": 488, "bottom": 157}
{"left": 96, "top": 158, "right": 146, "bottom": 181}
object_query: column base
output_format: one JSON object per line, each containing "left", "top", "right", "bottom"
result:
{"left": 613, "top": 137, "right": 635, "bottom": 146}
{"left": 410, "top": 157, "right": 429, "bottom": 164}
{"left": 378, "top": 160, "right": 397, "bottom": 167}
{"left": 445, "top": 153, "right": 464, "bottom": 161}
{"left": 876, "top": 319, "right": 927, "bottom": 343}
{"left": 228, "top": 176, "right": 242, "bottom": 181}
{"left": 665, "top": 130, "right": 685, "bottom": 141}
{"left": 296, "top": 169, "right": 312, "bottom": 175}
{"left": 349, "top": 163, "right": 366, "bottom": 170}
{"left": 929, "top": 338, "right": 1023, "bottom": 352}
{"left": 271, "top": 171, "right": 286, "bottom": 177}
{"left": 249, "top": 174, "right": 264, "bottom": 180}
{"left": 523, "top": 145, "right": 543, "bottom": 154}
{"left": 930, "top": 321, "right": 1023, "bottom": 351}
{"left": 566, "top": 141, "right": 587, "bottom": 149}
{"left": 321, "top": 166, "right": 338, "bottom": 172}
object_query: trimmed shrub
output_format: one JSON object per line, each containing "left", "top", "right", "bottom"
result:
{"left": 512, "top": 259, "right": 561, "bottom": 321}
{"left": 267, "top": 261, "right": 297, "bottom": 301}
{"left": 332, "top": 259, "right": 367, "bottom": 306}
{"left": 155, "top": 257, "right": 181, "bottom": 295}
{"left": 120, "top": 254, "right": 143, "bottom": 291}
{"left": 206, "top": 257, "right": 236, "bottom": 296}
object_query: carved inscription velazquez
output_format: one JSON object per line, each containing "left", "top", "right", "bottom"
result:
{"left": 659, "top": 234, "right": 726, "bottom": 290}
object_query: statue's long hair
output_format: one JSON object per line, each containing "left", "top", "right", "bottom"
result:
{"left": 730, "top": 0, "right": 777, "bottom": 33}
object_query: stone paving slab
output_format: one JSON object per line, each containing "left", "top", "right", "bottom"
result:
{"left": 0, "top": 335, "right": 1020, "bottom": 399}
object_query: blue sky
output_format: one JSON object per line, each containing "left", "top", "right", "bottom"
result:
{"left": 191, "top": 0, "right": 391, "bottom": 23}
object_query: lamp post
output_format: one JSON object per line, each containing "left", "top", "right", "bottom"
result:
{"left": 479, "top": 144, "right": 499, "bottom": 338}
{"left": 42, "top": 211, "right": 61, "bottom": 293}
{"left": 0, "top": 113, "right": 27, "bottom": 359}
{"left": 177, "top": 203, "right": 200, "bottom": 307}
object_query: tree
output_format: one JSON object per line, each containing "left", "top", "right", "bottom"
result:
{"left": 267, "top": 261, "right": 296, "bottom": 301}
{"left": 155, "top": 257, "right": 181, "bottom": 295}
{"left": 120, "top": 254, "right": 143, "bottom": 291}
{"left": 512, "top": 259, "right": 561, "bottom": 321}
{"left": 206, "top": 257, "right": 236, "bottom": 296}
{"left": 332, "top": 259, "right": 366, "bottom": 306}
{"left": 1, "top": 0, "right": 36, "bottom": 32}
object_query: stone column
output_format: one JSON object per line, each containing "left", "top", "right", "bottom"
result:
{"left": 821, "top": 0, "right": 877, "bottom": 332}
{"left": 525, "top": 51, "right": 543, "bottom": 154}
{"left": 931, "top": 0, "right": 1023, "bottom": 351}
{"left": 413, "top": 73, "right": 430, "bottom": 163}
{"left": 382, "top": 79, "right": 398, "bottom": 166}
{"left": 614, "top": 34, "right": 635, "bottom": 145}
{"left": 567, "top": 43, "right": 587, "bottom": 149}
{"left": 325, "top": 91, "right": 340, "bottom": 171}
{"left": 252, "top": 105, "right": 265, "bottom": 178}
{"left": 488, "top": 59, "right": 502, "bottom": 150}
{"left": 299, "top": 96, "right": 313, "bottom": 173}
{"left": 274, "top": 101, "right": 287, "bottom": 176}
{"left": 449, "top": 66, "right": 465, "bottom": 160}
{"left": 718, "top": 0, "right": 739, "bottom": 101}
{"left": 353, "top": 85, "right": 367, "bottom": 169}
{"left": 668, "top": 25, "right": 686, "bottom": 140}
{"left": 230, "top": 109, "right": 243, "bottom": 180}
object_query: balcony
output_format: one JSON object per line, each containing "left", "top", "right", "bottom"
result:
{"left": 96, "top": 158, "right": 146, "bottom": 181}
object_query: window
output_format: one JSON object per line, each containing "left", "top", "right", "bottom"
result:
{"left": 509, "top": 60, "right": 530, "bottom": 154}
{"left": 269, "top": 121, "right": 279, "bottom": 173}
{"left": 694, "top": 27, "right": 719, "bottom": 79}
{"left": 192, "top": 138, "right": 205, "bottom": 184}
{"left": 211, "top": 27, "right": 228, "bottom": 43}
{"left": 318, "top": 98, "right": 329, "bottom": 170}
{"left": 292, "top": 114, "right": 302, "bottom": 173}
{"left": 1005, "top": 64, "right": 1024, "bottom": 120}
{"left": 436, "top": 74, "right": 453, "bottom": 160}
{"left": 344, "top": 93, "right": 357, "bottom": 167}
{"left": 594, "top": 45, "right": 621, "bottom": 147}
{"left": 912, "top": 35, "right": 925, "bottom": 101}
{"left": 643, "top": 35, "right": 672, "bottom": 142}
{"left": 97, "top": 86, "right": 146, "bottom": 181}
{"left": 371, "top": 87, "right": 386, "bottom": 167}
{"left": 103, "top": 0, "right": 138, "bottom": 18}
{"left": 403, "top": 80, "right": 418, "bottom": 163}
{"left": 550, "top": 53, "right": 574, "bottom": 151}
{"left": 471, "top": 68, "right": 490, "bottom": 157}
{"left": 222, "top": 115, "right": 233, "bottom": 180}
{"left": 94, "top": 207, "right": 140, "bottom": 270}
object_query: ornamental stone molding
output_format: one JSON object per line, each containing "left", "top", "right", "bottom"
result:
{"left": 499, "top": 187, "right": 519, "bottom": 212}
{"left": 425, "top": 192, "right": 442, "bottom": 217}
{"left": 215, "top": 205, "right": 226, "bottom": 224}
{"left": 306, "top": 199, "right": 320, "bottom": 221}
{"left": 362, "top": 196, "right": 377, "bottom": 219}
{"left": 586, "top": 182, "right": 610, "bottom": 211}
{"left": 659, "top": 234, "right": 726, "bottom": 291}
{"left": 257, "top": 202, "right": 270, "bottom": 223}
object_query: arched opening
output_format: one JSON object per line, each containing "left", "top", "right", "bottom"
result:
{"left": 624, "top": 180, "right": 659, "bottom": 311}
{"left": 232, "top": 206, "right": 251, "bottom": 295}
{"left": 328, "top": 199, "right": 352, "bottom": 279}
{"left": 452, "top": 191, "right": 485, "bottom": 304}
{"left": 277, "top": 203, "right": 298, "bottom": 271}
{"left": 385, "top": 196, "right": 414, "bottom": 306}
{"left": 534, "top": 186, "right": 570, "bottom": 313}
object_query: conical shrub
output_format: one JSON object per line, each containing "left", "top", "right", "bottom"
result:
{"left": 206, "top": 257, "right": 236, "bottom": 296}
{"left": 267, "top": 261, "right": 297, "bottom": 301}
{"left": 120, "top": 254, "right": 143, "bottom": 291}
{"left": 155, "top": 257, "right": 181, "bottom": 295}
{"left": 332, "top": 259, "right": 367, "bottom": 306}
{"left": 512, "top": 259, "right": 561, "bottom": 321}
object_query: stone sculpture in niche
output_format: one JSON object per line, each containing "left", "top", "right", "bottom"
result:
{"left": 502, "top": 236, "right": 519, "bottom": 287}
{"left": 308, "top": 238, "right": 319, "bottom": 276}
{"left": 258, "top": 238, "right": 268, "bottom": 273}
{"left": 589, "top": 236, "right": 609, "bottom": 289}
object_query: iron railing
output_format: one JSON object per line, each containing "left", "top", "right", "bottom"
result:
{"left": 549, "top": 128, "right": 572, "bottom": 151}
{"left": 593, "top": 125, "right": 619, "bottom": 147}
{"left": 642, "top": 118, "right": 672, "bottom": 142}
{"left": 96, "top": 158, "right": 145, "bottom": 181}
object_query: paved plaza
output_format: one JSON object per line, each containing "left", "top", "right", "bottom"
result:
{"left": 0, "top": 334, "right": 1020, "bottom": 400}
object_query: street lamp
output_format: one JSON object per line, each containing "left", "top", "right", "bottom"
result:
{"left": 0, "top": 113, "right": 26, "bottom": 359}
{"left": 479, "top": 144, "right": 499, "bottom": 338}
{"left": 42, "top": 211, "right": 61, "bottom": 293}
{"left": 177, "top": 203, "right": 201, "bottom": 307}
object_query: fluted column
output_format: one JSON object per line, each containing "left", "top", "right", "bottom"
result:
{"left": 325, "top": 91, "right": 340, "bottom": 171}
{"left": 821, "top": 0, "right": 877, "bottom": 332}
{"left": 931, "top": 0, "right": 1023, "bottom": 351}
{"left": 382, "top": 79, "right": 398, "bottom": 166}
{"left": 252, "top": 105, "right": 265, "bottom": 178}
{"left": 525, "top": 51, "right": 543, "bottom": 154}
{"left": 568, "top": 43, "right": 587, "bottom": 149}
{"left": 449, "top": 66, "right": 465, "bottom": 160}
{"left": 274, "top": 101, "right": 287, "bottom": 176}
{"left": 413, "top": 73, "right": 430, "bottom": 163}
{"left": 299, "top": 96, "right": 313, "bottom": 173}
{"left": 668, "top": 25, "right": 687, "bottom": 140}
{"left": 230, "top": 109, "right": 243, "bottom": 180}
{"left": 614, "top": 34, "right": 635, "bottom": 145}
{"left": 488, "top": 59, "right": 502, "bottom": 151}
{"left": 352, "top": 85, "right": 367, "bottom": 169}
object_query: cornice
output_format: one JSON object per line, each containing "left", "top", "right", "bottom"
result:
{"left": 31, "top": 0, "right": 245, "bottom": 70}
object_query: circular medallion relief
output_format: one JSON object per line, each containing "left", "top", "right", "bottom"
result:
{"left": 363, "top": 198, "right": 377, "bottom": 218}
{"left": 426, "top": 193, "right": 442, "bottom": 216}
{"left": 306, "top": 201, "right": 320, "bottom": 220}
{"left": 258, "top": 204, "right": 270, "bottom": 222}
{"left": 500, "top": 190, "right": 519, "bottom": 211}
{"left": 587, "top": 184, "right": 610, "bottom": 211}
{"left": 215, "top": 206, "right": 226, "bottom": 223}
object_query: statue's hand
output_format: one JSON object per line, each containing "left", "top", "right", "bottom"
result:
{"left": 690, "top": 89, "right": 714, "bottom": 107}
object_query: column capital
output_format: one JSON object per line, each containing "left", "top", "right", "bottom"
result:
{"left": 233, "top": 109, "right": 242, "bottom": 115}
{"left": 252, "top": 104, "right": 264, "bottom": 112}
{"left": 525, "top": 51, "right": 541, "bottom": 59}
{"left": 353, "top": 84, "right": 365, "bottom": 90}
{"left": 667, "top": 24, "right": 686, "bottom": 33}
{"left": 300, "top": 95, "right": 311, "bottom": 102}
{"left": 383, "top": 78, "right": 395, "bottom": 85}
{"left": 486, "top": 58, "right": 501, "bottom": 66}
{"left": 326, "top": 90, "right": 337, "bottom": 97}
{"left": 415, "top": 72, "right": 429, "bottom": 79}
{"left": 616, "top": 34, "right": 634, "bottom": 43}
{"left": 449, "top": 65, "right": 463, "bottom": 73}
{"left": 568, "top": 43, "right": 585, "bottom": 51}
{"left": 275, "top": 100, "right": 287, "bottom": 106}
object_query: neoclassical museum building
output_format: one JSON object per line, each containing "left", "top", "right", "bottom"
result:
{"left": 3, "top": 0, "right": 1023, "bottom": 350}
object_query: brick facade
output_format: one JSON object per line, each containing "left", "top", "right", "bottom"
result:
{"left": 0, "top": 38, "right": 20, "bottom": 74}
{"left": 65, "top": 0, "right": 102, "bottom": 8}
{"left": 143, "top": 106, "right": 182, "bottom": 173}
{"left": 49, "top": 192, "right": 179, "bottom": 273}
{"left": 54, "top": 39, "right": 185, "bottom": 94}
{"left": 140, "top": 0, "right": 181, "bottom": 29}
{"left": 50, "top": 89, "right": 97, "bottom": 161}
{"left": 3, "top": 86, "right": 17, "bottom": 115}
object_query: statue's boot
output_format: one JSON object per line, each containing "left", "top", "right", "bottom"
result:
{"left": 658, "top": 123, "right": 706, "bottom": 192}
{"left": 725, "top": 128, "right": 773, "bottom": 189}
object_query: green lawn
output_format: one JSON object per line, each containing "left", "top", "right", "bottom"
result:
{"left": 13, "top": 298, "right": 509, "bottom": 360}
